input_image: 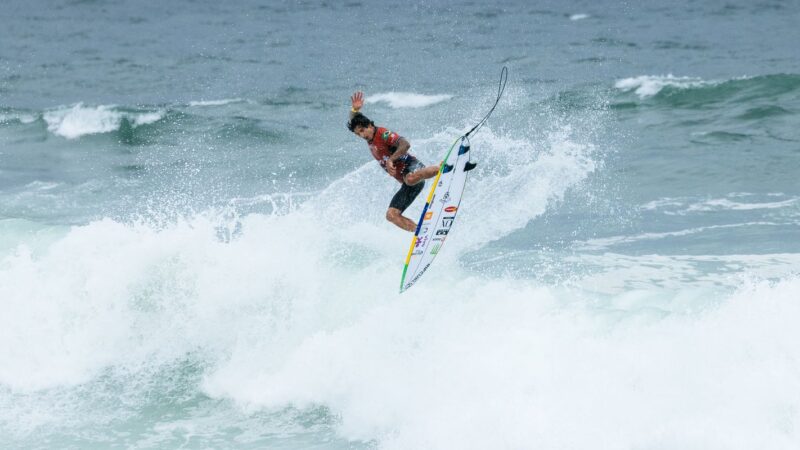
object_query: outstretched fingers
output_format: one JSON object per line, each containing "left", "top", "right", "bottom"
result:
{"left": 351, "top": 91, "right": 364, "bottom": 110}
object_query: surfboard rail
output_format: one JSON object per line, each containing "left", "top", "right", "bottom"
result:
{"left": 400, "top": 137, "right": 471, "bottom": 293}
{"left": 398, "top": 66, "right": 507, "bottom": 293}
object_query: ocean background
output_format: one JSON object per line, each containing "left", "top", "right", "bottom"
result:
{"left": 2, "top": 0, "right": 800, "bottom": 448}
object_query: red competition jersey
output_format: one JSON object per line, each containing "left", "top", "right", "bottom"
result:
{"left": 368, "top": 127, "right": 414, "bottom": 183}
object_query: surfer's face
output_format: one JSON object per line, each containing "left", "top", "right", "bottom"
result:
{"left": 353, "top": 125, "right": 374, "bottom": 141}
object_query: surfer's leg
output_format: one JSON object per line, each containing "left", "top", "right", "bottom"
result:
{"left": 403, "top": 162, "right": 439, "bottom": 185}
{"left": 387, "top": 181, "right": 426, "bottom": 232}
{"left": 386, "top": 207, "right": 416, "bottom": 232}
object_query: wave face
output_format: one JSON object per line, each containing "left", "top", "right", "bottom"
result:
{"left": 614, "top": 74, "right": 800, "bottom": 106}
{"left": 2, "top": 0, "right": 800, "bottom": 448}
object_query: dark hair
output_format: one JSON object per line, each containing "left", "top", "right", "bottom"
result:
{"left": 347, "top": 113, "right": 374, "bottom": 132}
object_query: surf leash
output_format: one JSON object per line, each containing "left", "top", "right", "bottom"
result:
{"left": 462, "top": 66, "right": 508, "bottom": 140}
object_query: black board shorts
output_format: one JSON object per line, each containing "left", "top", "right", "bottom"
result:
{"left": 389, "top": 159, "right": 425, "bottom": 212}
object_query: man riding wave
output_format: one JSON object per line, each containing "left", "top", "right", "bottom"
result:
{"left": 347, "top": 91, "right": 439, "bottom": 232}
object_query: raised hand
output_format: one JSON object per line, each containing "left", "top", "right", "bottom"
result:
{"left": 351, "top": 91, "right": 364, "bottom": 111}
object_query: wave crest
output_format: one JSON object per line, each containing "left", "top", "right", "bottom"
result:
{"left": 614, "top": 74, "right": 707, "bottom": 98}
{"left": 366, "top": 92, "right": 453, "bottom": 109}
{"left": 43, "top": 103, "right": 165, "bottom": 139}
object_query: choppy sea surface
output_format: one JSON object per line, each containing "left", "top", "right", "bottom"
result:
{"left": 2, "top": 0, "right": 800, "bottom": 448}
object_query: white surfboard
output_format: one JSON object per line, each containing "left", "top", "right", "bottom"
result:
{"left": 399, "top": 138, "right": 476, "bottom": 293}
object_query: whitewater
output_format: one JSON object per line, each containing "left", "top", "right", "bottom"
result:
{"left": 2, "top": 0, "right": 800, "bottom": 448}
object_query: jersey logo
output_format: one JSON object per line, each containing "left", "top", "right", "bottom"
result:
{"left": 382, "top": 130, "right": 391, "bottom": 141}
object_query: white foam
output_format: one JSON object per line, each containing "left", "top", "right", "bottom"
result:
{"left": 228, "top": 191, "right": 318, "bottom": 214}
{"left": 614, "top": 74, "right": 707, "bottom": 98}
{"left": 569, "top": 13, "right": 590, "bottom": 21}
{"left": 575, "top": 222, "right": 782, "bottom": 251}
{"left": 0, "top": 112, "right": 38, "bottom": 124}
{"left": 203, "top": 274, "right": 800, "bottom": 449}
{"left": 42, "top": 103, "right": 165, "bottom": 139}
{"left": 642, "top": 197, "right": 687, "bottom": 211}
{"left": 457, "top": 126, "right": 599, "bottom": 251}
{"left": 642, "top": 194, "right": 800, "bottom": 215}
{"left": 366, "top": 92, "right": 453, "bottom": 109}
{"left": 23, "top": 181, "right": 61, "bottom": 191}
{"left": 687, "top": 197, "right": 799, "bottom": 212}
{"left": 188, "top": 98, "right": 244, "bottom": 107}
{"left": 571, "top": 252, "right": 800, "bottom": 293}
{"left": 2, "top": 206, "right": 800, "bottom": 448}
{"left": 131, "top": 111, "right": 164, "bottom": 126}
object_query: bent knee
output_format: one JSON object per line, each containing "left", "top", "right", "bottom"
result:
{"left": 402, "top": 171, "right": 418, "bottom": 185}
{"left": 386, "top": 208, "right": 402, "bottom": 221}
{"left": 405, "top": 166, "right": 436, "bottom": 185}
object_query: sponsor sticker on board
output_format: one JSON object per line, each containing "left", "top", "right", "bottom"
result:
{"left": 444, "top": 206, "right": 458, "bottom": 213}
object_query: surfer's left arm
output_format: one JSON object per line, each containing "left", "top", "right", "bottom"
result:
{"left": 386, "top": 138, "right": 410, "bottom": 174}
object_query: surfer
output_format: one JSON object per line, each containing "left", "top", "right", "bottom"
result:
{"left": 347, "top": 91, "right": 440, "bottom": 232}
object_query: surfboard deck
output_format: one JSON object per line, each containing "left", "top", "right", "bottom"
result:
{"left": 400, "top": 138, "right": 475, "bottom": 293}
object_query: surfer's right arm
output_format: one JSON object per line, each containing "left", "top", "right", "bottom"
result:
{"left": 350, "top": 91, "right": 364, "bottom": 119}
